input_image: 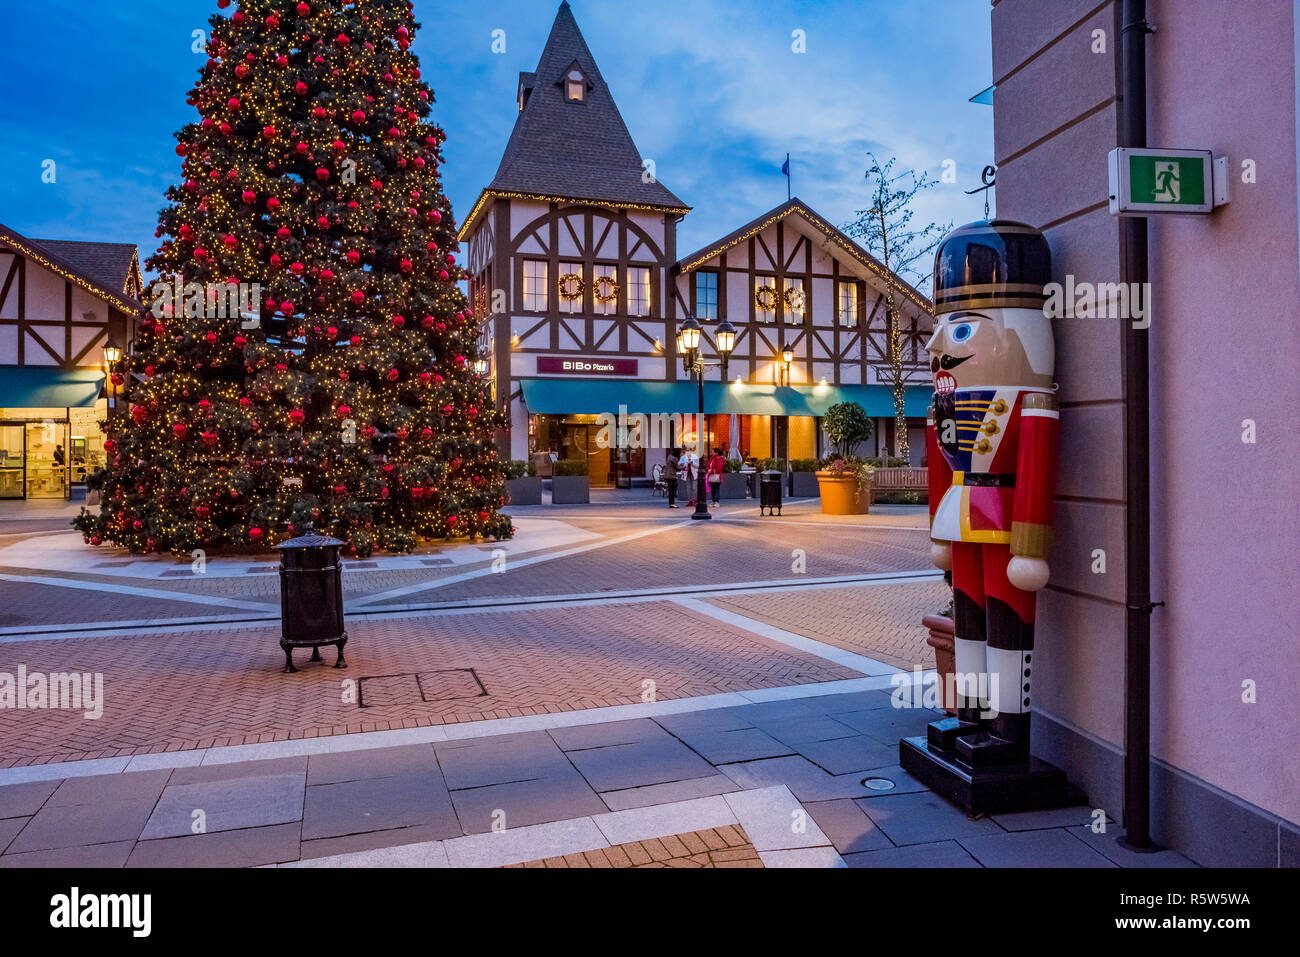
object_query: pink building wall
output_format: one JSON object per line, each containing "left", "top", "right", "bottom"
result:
{"left": 1145, "top": 0, "right": 1299, "bottom": 825}
{"left": 991, "top": 0, "right": 1299, "bottom": 856}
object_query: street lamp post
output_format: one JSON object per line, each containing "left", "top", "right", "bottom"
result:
{"left": 679, "top": 316, "right": 734, "bottom": 521}
{"left": 103, "top": 345, "right": 122, "bottom": 412}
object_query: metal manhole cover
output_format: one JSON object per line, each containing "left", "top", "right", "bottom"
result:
{"left": 861, "top": 776, "right": 896, "bottom": 791}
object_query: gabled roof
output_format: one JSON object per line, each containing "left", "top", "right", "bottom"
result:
{"left": 459, "top": 2, "right": 689, "bottom": 240}
{"left": 675, "top": 198, "right": 933, "bottom": 314}
{"left": 0, "top": 222, "right": 142, "bottom": 314}
{"left": 30, "top": 238, "right": 142, "bottom": 299}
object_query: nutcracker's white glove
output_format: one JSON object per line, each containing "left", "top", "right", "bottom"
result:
{"left": 1006, "top": 555, "right": 1050, "bottom": 592}
{"left": 930, "top": 542, "right": 952, "bottom": 571}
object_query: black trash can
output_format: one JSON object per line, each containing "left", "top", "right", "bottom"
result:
{"left": 759, "top": 471, "right": 783, "bottom": 516}
{"left": 275, "top": 534, "right": 348, "bottom": 673}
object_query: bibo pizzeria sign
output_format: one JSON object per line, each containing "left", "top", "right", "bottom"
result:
{"left": 537, "top": 356, "right": 638, "bottom": 376}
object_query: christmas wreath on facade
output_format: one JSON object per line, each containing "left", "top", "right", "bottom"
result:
{"left": 754, "top": 284, "right": 778, "bottom": 313}
{"left": 558, "top": 272, "right": 584, "bottom": 302}
{"left": 593, "top": 274, "right": 619, "bottom": 304}
{"left": 783, "top": 285, "right": 806, "bottom": 315}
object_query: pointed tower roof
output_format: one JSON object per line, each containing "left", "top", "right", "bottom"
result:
{"left": 461, "top": 2, "right": 688, "bottom": 238}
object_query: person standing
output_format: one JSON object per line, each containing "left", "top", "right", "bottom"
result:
{"left": 664, "top": 447, "right": 680, "bottom": 508}
{"left": 679, "top": 445, "right": 700, "bottom": 507}
{"left": 706, "top": 447, "right": 725, "bottom": 506}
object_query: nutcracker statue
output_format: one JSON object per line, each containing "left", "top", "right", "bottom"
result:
{"left": 899, "top": 220, "right": 1083, "bottom": 813}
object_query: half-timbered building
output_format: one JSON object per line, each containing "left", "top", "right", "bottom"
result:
{"left": 0, "top": 222, "right": 141, "bottom": 500}
{"left": 459, "top": 1, "right": 932, "bottom": 485}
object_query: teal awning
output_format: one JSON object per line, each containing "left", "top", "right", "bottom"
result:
{"left": 0, "top": 367, "right": 105, "bottom": 409}
{"left": 518, "top": 378, "right": 930, "bottom": 418}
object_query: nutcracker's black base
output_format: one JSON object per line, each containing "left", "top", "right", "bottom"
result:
{"left": 899, "top": 734, "right": 1086, "bottom": 816}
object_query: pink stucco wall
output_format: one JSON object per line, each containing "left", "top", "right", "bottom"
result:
{"left": 1145, "top": 0, "right": 1300, "bottom": 824}
{"left": 992, "top": 0, "right": 1299, "bottom": 828}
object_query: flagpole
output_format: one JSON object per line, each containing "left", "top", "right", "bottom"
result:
{"left": 785, "top": 152, "right": 791, "bottom": 201}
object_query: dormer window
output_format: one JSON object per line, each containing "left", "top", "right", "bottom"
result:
{"left": 565, "top": 69, "right": 585, "bottom": 102}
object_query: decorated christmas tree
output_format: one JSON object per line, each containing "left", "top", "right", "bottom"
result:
{"left": 74, "top": 0, "right": 511, "bottom": 557}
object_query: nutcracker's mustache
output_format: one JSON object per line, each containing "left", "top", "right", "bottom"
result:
{"left": 932, "top": 353, "right": 972, "bottom": 373}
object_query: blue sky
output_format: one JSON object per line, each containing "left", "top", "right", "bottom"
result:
{"left": 0, "top": 0, "right": 993, "bottom": 291}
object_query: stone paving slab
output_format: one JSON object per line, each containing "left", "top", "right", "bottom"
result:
{"left": 804, "top": 798, "right": 894, "bottom": 855}
{"left": 858, "top": 791, "right": 1006, "bottom": 846}
{"left": 302, "top": 770, "right": 460, "bottom": 841}
{"left": 127, "top": 822, "right": 302, "bottom": 869}
{"left": 668, "top": 727, "right": 795, "bottom": 764}
{"left": 844, "top": 839, "right": 983, "bottom": 868}
{"left": 961, "top": 828, "right": 1119, "bottom": 868}
{"left": 0, "top": 685, "right": 1206, "bottom": 868}
{"left": 567, "top": 738, "right": 716, "bottom": 792}
{"left": 1066, "top": 825, "right": 1197, "bottom": 867}
{"left": 450, "top": 771, "right": 609, "bottom": 835}
{"left": 142, "top": 772, "right": 305, "bottom": 839}
{"left": 8, "top": 799, "right": 156, "bottom": 853}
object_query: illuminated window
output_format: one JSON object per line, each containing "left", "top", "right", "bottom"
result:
{"left": 566, "top": 70, "right": 585, "bottom": 102}
{"left": 838, "top": 281, "right": 858, "bottom": 327}
{"left": 594, "top": 264, "right": 617, "bottom": 316}
{"left": 558, "top": 262, "right": 582, "bottom": 314}
{"left": 784, "top": 277, "right": 806, "bottom": 322}
{"left": 695, "top": 271, "right": 718, "bottom": 320}
{"left": 627, "top": 266, "right": 651, "bottom": 317}
{"left": 523, "top": 260, "right": 548, "bottom": 311}
{"left": 755, "top": 277, "right": 777, "bottom": 323}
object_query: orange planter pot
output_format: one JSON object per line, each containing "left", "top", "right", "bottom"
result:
{"left": 815, "top": 471, "right": 869, "bottom": 514}
{"left": 923, "top": 613, "right": 957, "bottom": 714}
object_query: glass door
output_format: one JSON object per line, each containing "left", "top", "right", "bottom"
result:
{"left": 24, "top": 421, "right": 68, "bottom": 499}
{"left": 0, "top": 425, "right": 22, "bottom": 499}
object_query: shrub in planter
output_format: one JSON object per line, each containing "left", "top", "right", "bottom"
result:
{"left": 823, "top": 401, "right": 874, "bottom": 459}
{"left": 716, "top": 457, "right": 749, "bottom": 499}
{"left": 815, "top": 455, "right": 873, "bottom": 515}
{"left": 504, "top": 459, "right": 542, "bottom": 505}
{"left": 551, "top": 459, "right": 590, "bottom": 504}
{"left": 789, "top": 458, "right": 820, "bottom": 497}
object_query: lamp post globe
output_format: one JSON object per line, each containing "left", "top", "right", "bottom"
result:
{"left": 679, "top": 315, "right": 701, "bottom": 353}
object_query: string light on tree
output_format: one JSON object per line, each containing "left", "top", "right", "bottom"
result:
{"left": 74, "top": 0, "right": 511, "bottom": 558}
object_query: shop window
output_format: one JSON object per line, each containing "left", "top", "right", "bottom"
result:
{"left": 695, "top": 271, "right": 718, "bottom": 320}
{"left": 523, "top": 260, "right": 548, "bottom": 311}
{"left": 627, "top": 266, "right": 651, "bottom": 317}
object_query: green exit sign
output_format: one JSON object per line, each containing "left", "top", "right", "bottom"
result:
{"left": 1109, "top": 148, "right": 1220, "bottom": 214}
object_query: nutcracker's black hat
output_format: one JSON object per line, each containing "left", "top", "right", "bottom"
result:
{"left": 932, "top": 219, "right": 1052, "bottom": 315}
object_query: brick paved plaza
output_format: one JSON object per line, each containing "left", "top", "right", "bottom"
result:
{"left": 0, "top": 497, "right": 1194, "bottom": 868}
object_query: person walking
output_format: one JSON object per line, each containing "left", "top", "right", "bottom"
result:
{"left": 679, "top": 445, "right": 700, "bottom": 507}
{"left": 664, "top": 447, "right": 680, "bottom": 508}
{"left": 706, "top": 447, "right": 725, "bottom": 506}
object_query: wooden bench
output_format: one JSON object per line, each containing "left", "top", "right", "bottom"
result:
{"left": 869, "top": 467, "right": 929, "bottom": 504}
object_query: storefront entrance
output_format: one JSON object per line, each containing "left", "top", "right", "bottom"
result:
{"left": 0, "top": 416, "right": 77, "bottom": 500}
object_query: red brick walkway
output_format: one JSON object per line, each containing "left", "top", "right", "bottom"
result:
{"left": 0, "top": 599, "right": 859, "bottom": 767}
{"left": 708, "top": 580, "right": 950, "bottom": 670}
{"left": 505, "top": 826, "right": 761, "bottom": 868}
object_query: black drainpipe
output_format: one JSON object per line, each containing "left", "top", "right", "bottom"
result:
{"left": 1118, "top": 0, "right": 1158, "bottom": 852}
